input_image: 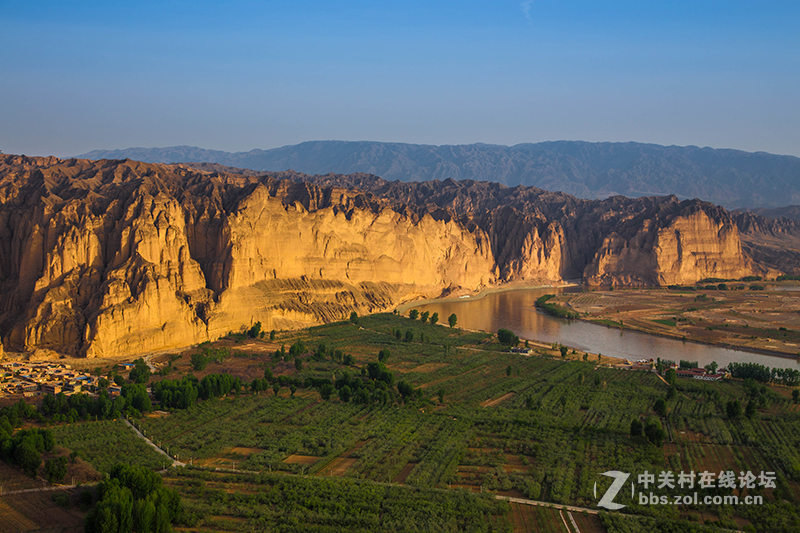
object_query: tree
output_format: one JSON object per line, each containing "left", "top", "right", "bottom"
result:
{"left": 290, "top": 384, "right": 297, "bottom": 397}
{"left": 190, "top": 352, "right": 209, "bottom": 371}
{"left": 437, "top": 389, "right": 445, "bottom": 403}
{"left": 269, "top": 329, "right": 276, "bottom": 341}
{"left": 349, "top": 311, "right": 359, "bottom": 325}
{"left": 497, "top": 328, "right": 519, "bottom": 346}
{"left": 248, "top": 321, "right": 262, "bottom": 339}
{"left": 294, "top": 358, "right": 303, "bottom": 371}
{"left": 506, "top": 365, "right": 512, "bottom": 377}
{"left": 420, "top": 311, "right": 429, "bottom": 324}
{"left": 746, "top": 399, "right": 757, "bottom": 418}
{"left": 339, "top": 386, "right": 352, "bottom": 402}
{"left": 706, "top": 361, "right": 719, "bottom": 374}
{"left": 559, "top": 345, "right": 568, "bottom": 358}
{"left": 726, "top": 399, "right": 742, "bottom": 419}
{"left": 665, "top": 368, "right": 677, "bottom": 386}
{"left": 404, "top": 330, "right": 414, "bottom": 342}
{"left": 378, "top": 349, "right": 390, "bottom": 362}
{"left": 654, "top": 398, "right": 667, "bottom": 417}
{"left": 630, "top": 419, "right": 643, "bottom": 438}
{"left": 397, "top": 380, "right": 414, "bottom": 400}
{"left": 319, "top": 383, "right": 334, "bottom": 400}
{"left": 448, "top": 313, "right": 457, "bottom": 328}
{"left": 273, "top": 383, "right": 281, "bottom": 397}
{"left": 644, "top": 417, "right": 666, "bottom": 447}
{"left": 264, "top": 368, "right": 273, "bottom": 381}
{"left": 666, "top": 385, "right": 677, "bottom": 400}
{"left": 430, "top": 312, "right": 439, "bottom": 325}
{"left": 15, "top": 440, "right": 41, "bottom": 477}
{"left": 793, "top": 389, "right": 799, "bottom": 403}
{"left": 129, "top": 359, "right": 151, "bottom": 384}
{"left": 45, "top": 456, "right": 68, "bottom": 483}
{"left": 409, "top": 309, "right": 419, "bottom": 320}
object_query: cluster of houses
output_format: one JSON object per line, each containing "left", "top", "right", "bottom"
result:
{"left": 0, "top": 361, "right": 107, "bottom": 399}
{"left": 670, "top": 363, "right": 728, "bottom": 381}
{"left": 614, "top": 359, "right": 728, "bottom": 381}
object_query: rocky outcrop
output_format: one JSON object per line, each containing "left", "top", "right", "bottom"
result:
{"left": 586, "top": 205, "right": 753, "bottom": 286}
{"left": 0, "top": 155, "right": 770, "bottom": 358}
{"left": 734, "top": 212, "right": 800, "bottom": 275}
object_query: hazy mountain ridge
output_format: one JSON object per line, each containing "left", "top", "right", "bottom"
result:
{"left": 79, "top": 140, "right": 800, "bottom": 208}
{"left": 745, "top": 205, "right": 800, "bottom": 222}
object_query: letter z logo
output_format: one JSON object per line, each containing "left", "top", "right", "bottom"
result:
{"left": 594, "top": 471, "right": 630, "bottom": 510}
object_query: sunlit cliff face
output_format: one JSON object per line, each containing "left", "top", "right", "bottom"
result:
{"left": 0, "top": 156, "right": 762, "bottom": 358}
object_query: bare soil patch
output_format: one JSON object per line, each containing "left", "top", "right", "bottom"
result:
{"left": 284, "top": 454, "right": 320, "bottom": 465}
{"left": 317, "top": 457, "right": 357, "bottom": 477}
{"left": 393, "top": 462, "right": 417, "bottom": 483}
{"left": 481, "top": 392, "right": 515, "bottom": 408}
{"left": 573, "top": 512, "right": 608, "bottom": 533}
{"left": 0, "top": 497, "right": 38, "bottom": 531}
{"left": 2, "top": 491, "right": 85, "bottom": 532}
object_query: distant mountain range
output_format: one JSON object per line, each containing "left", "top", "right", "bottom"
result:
{"left": 77, "top": 140, "right": 800, "bottom": 209}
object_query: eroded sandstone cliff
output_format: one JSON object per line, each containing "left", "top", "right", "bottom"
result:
{"left": 0, "top": 155, "right": 766, "bottom": 358}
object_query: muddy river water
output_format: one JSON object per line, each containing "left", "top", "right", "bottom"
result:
{"left": 412, "top": 287, "right": 800, "bottom": 371}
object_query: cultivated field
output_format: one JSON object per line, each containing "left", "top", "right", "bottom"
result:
{"left": 557, "top": 285, "right": 800, "bottom": 357}
{"left": 4, "top": 312, "right": 800, "bottom": 532}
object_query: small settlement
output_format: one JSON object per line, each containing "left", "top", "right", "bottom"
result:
{"left": 0, "top": 361, "right": 103, "bottom": 399}
{"left": 671, "top": 363, "right": 727, "bottom": 381}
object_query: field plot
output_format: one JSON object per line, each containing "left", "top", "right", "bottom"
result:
{"left": 481, "top": 392, "right": 516, "bottom": 407}
{"left": 165, "top": 468, "right": 510, "bottom": 532}
{"left": 0, "top": 491, "right": 85, "bottom": 533}
{"left": 50, "top": 419, "right": 169, "bottom": 473}
{"left": 558, "top": 287, "right": 800, "bottom": 357}
{"left": 317, "top": 457, "right": 357, "bottom": 476}
{"left": 508, "top": 503, "right": 577, "bottom": 532}
{"left": 0, "top": 497, "right": 37, "bottom": 532}
{"left": 283, "top": 453, "right": 319, "bottom": 465}
{"left": 572, "top": 511, "right": 607, "bottom": 533}
{"left": 0, "top": 462, "right": 39, "bottom": 492}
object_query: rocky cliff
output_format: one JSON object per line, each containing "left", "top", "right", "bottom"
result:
{"left": 733, "top": 212, "right": 800, "bottom": 275}
{"left": 0, "top": 155, "right": 767, "bottom": 358}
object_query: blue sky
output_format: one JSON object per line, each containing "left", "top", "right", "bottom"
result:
{"left": 2, "top": 0, "right": 799, "bottom": 157}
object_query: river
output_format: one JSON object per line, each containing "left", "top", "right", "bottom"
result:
{"left": 412, "top": 287, "right": 800, "bottom": 371}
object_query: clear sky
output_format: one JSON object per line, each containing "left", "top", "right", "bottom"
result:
{"left": 2, "top": 0, "right": 799, "bottom": 157}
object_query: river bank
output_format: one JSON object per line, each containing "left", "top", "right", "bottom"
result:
{"left": 396, "top": 280, "right": 580, "bottom": 314}
{"left": 410, "top": 286, "right": 800, "bottom": 371}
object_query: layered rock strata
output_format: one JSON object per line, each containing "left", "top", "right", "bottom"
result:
{"left": 0, "top": 155, "right": 765, "bottom": 358}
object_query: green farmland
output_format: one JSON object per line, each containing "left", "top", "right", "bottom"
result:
{"left": 130, "top": 313, "right": 800, "bottom": 532}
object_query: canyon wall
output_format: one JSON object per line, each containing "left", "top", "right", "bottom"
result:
{"left": 0, "top": 156, "right": 765, "bottom": 358}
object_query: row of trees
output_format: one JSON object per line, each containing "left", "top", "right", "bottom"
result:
{"left": 408, "top": 309, "right": 457, "bottom": 328}
{"left": 728, "top": 362, "right": 800, "bottom": 385}
{"left": 152, "top": 374, "right": 242, "bottom": 409}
